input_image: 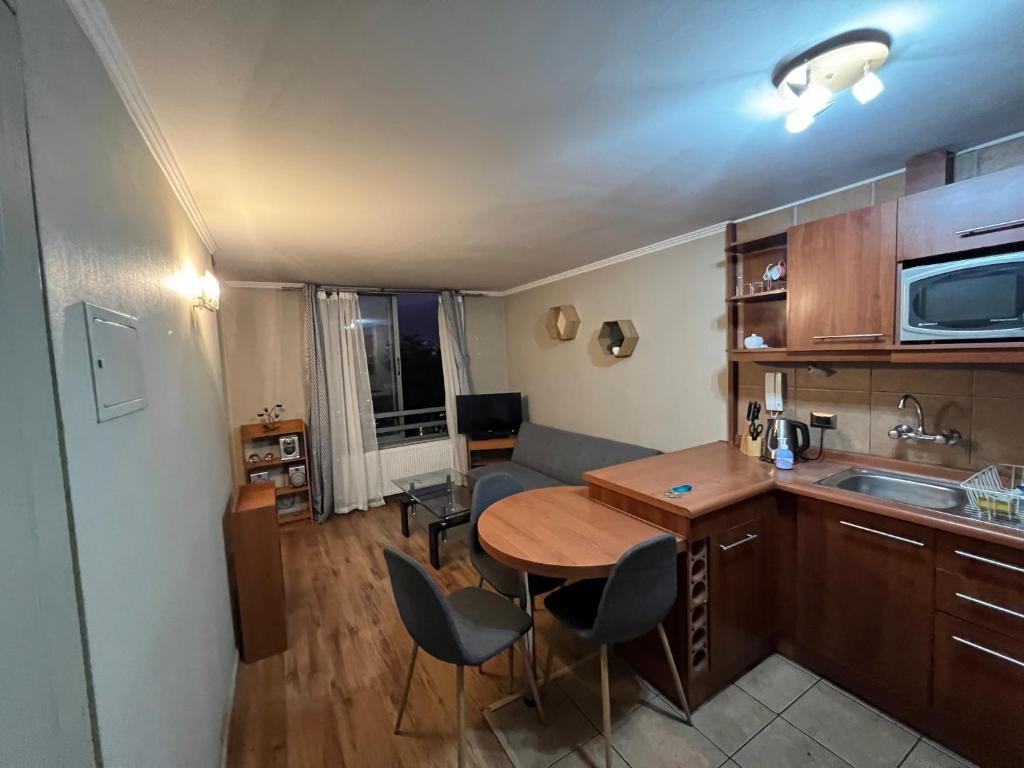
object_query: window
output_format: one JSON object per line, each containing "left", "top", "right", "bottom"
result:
{"left": 358, "top": 293, "right": 448, "bottom": 447}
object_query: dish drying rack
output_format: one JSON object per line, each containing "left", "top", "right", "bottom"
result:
{"left": 961, "top": 464, "right": 1024, "bottom": 527}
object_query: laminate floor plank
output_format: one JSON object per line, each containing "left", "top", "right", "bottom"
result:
{"left": 227, "top": 501, "right": 588, "bottom": 768}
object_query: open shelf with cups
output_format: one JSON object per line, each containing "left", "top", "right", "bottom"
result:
{"left": 726, "top": 225, "right": 789, "bottom": 356}
{"left": 239, "top": 418, "right": 312, "bottom": 525}
{"left": 725, "top": 224, "right": 791, "bottom": 445}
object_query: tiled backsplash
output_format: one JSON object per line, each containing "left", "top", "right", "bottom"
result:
{"left": 736, "top": 362, "right": 1024, "bottom": 470}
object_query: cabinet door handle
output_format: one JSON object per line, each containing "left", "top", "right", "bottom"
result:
{"left": 811, "top": 333, "right": 884, "bottom": 341}
{"left": 955, "top": 549, "right": 1024, "bottom": 575}
{"left": 719, "top": 532, "right": 758, "bottom": 551}
{"left": 839, "top": 520, "right": 924, "bottom": 547}
{"left": 955, "top": 217, "right": 1024, "bottom": 237}
{"left": 955, "top": 592, "right": 1024, "bottom": 620}
{"left": 952, "top": 635, "right": 1024, "bottom": 669}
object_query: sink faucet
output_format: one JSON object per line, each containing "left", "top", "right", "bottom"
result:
{"left": 888, "top": 394, "right": 961, "bottom": 446}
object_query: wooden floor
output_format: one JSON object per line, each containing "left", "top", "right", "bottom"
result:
{"left": 226, "top": 500, "right": 588, "bottom": 768}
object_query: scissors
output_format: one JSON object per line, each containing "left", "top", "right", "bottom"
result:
{"left": 748, "top": 401, "right": 763, "bottom": 440}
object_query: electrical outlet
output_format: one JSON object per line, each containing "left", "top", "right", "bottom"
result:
{"left": 810, "top": 411, "right": 838, "bottom": 430}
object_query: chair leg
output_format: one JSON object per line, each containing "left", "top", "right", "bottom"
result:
{"left": 530, "top": 595, "right": 539, "bottom": 679}
{"left": 519, "top": 637, "right": 545, "bottom": 724}
{"left": 657, "top": 623, "right": 692, "bottom": 724}
{"left": 507, "top": 645, "right": 515, "bottom": 693}
{"left": 475, "top": 577, "right": 487, "bottom": 673}
{"left": 456, "top": 665, "right": 465, "bottom": 768}
{"left": 599, "top": 645, "right": 613, "bottom": 768}
{"left": 394, "top": 642, "right": 419, "bottom": 734}
{"left": 542, "top": 628, "right": 556, "bottom": 692}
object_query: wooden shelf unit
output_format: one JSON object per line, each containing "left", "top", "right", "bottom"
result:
{"left": 224, "top": 482, "right": 287, "bottom": 663}
{"left": 239, "top": 418, "right": 312, "bottom": 525}
{"left": 467, "top": 434, "right": 518, "bottom": 469}
{"left": 726, "top": 225, "right": 789, "bottom": 355}
{"left": 726, "top": 287, "right": 787, "bottom": 303}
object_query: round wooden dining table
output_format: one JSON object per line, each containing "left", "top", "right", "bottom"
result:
{"left": 478, "top": 485, "right": 684, "bottom": 581}
{"left": 478, "top": 485, "right": 684, "bottom": 702}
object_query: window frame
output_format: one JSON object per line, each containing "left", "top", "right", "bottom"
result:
{"left": 358, "top": 292, "right": 448, "bottom": 448}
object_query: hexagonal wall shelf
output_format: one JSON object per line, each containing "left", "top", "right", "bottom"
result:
{"left": 598, "top": 320, "right": 638, "bottom": 358}
{"left": 545, "top": 305, "right": 580, "bottom": 341}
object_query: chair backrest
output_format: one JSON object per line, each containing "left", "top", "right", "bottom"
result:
{"left": 469, "top": 472, "right": 524, "bottom": 554}
{"left": 383, "top": 546, "right": 465, "bottom": 664}
{"left": 591, "top": 534, "right": 678, "bottom": 645}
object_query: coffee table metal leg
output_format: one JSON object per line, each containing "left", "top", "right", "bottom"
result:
{"left": 428, "top": 521, "right": 442, "bottom": 569}
{"left": 400, "top": 498, "right": 411, "bottom": 537}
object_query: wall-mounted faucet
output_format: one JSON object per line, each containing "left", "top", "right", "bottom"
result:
{"left": 888, "top": 394, "right": 961, "bottom": 446}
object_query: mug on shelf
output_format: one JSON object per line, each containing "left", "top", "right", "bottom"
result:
{"left": 744, "top": 333, "right": 767, "bottom": 349}
{"left": 763, "top": 259, "right": 787, "bottom": 282}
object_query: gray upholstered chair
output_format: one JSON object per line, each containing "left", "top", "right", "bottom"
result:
{"left": 384, "top": 546, "right": 544, "bottom": 768}
{"left": 470, "top": 473, "right": 565, "bottom": 601}
{"left": 544, "top": 534, "right": 692, "bottom": 768}
{"left": 469, "top": 473, "right": 564, "bottom": 682}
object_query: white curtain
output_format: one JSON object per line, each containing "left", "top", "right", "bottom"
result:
{"left": 318, "top": 290, "right": 385, "bottom": 514}
{"left": 439, "top": 291, "right": 473, "bottom": 475}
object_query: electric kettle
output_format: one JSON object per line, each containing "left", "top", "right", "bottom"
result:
{"left": 760, "top": 418, "right": 811, "bottom": 463}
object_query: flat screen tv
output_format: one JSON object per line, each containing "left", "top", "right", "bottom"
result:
{"left": 456, "top": 393, "right": 523, "bottom": 438}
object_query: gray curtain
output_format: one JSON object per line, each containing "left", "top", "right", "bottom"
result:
{"left": 303, "top": 284, "right": 333, "bottom": 522}
{"left": 439, "top": 291, "right": 474, "bottom": 474}
{"left": 440, "top": 290, "right": 474, "bottom": 393}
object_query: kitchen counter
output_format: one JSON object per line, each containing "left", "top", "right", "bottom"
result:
{"left": 584, "top": 440, "right": 1024, "bottom": 551}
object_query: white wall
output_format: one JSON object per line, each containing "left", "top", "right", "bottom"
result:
{"left": 503, "top": 233, "right": 728, "bottom": 452}
{"left": 0, "top": 4, "right": 95, "bottom": 764}
{"left": 465, "top": 295, "right": 508, "bottom": 393}
{"left": 219, "top": 286, "right": 308, "bottom": 482}
{"left": 18, "top": 1, "right": 236, "bottom": 765}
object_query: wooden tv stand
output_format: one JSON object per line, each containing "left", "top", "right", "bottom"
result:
{"left": 466, "top": 435, "right": 517, "bottom": 469}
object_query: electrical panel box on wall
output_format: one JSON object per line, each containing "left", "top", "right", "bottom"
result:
{"left": 83, "top": 302, "right": 146, "bottom": 422}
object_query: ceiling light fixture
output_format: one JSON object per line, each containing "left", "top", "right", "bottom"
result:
{"left": 785, "top": 108, "right": 816, "bottom": 134}
{"left": 852, "top": 63, "right": 885, "bottom": 104}
{"left": 773, "top": 29, "right": 891, "bottom": 132}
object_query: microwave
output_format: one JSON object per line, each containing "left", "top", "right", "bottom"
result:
{"left": 900, "top": 252, "right": 1024, "bottom": 341}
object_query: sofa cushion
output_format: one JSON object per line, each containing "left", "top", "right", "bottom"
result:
{"left": 511, "top": 422, "right": 660, "bottom": 486}
{"left": 468, "top": 461, "right": 565, "bottom": 491}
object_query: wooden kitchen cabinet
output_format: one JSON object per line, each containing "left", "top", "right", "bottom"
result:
{"left": 787, "top": 202, "right": 897, "bottom": 350}
{"left": 933, "top": 612, "right": 1024, "bottom": 768}
{"left": 709, "top": 513, "right": 774, "bottom": 690}
{"left": 935, "top": 532, "right": 1024, "bottom": 643}
{"left": 795, "top": 498, "right": 934, "bottom": 706}
{"left": 898, "top": 163, "right": 1024, "bottom": 262}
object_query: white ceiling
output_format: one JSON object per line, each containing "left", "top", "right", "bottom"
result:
{"left": 101, "top": 0, "right": 1024, "bottom": 290}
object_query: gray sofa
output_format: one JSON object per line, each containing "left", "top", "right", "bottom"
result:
{"left": 467, "top": 422, "right": 659, "bottom": 490}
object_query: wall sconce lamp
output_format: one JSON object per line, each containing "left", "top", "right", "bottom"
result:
{"left": 194, "top": 270, "right": 221, "bottom": 311}
{"left": 169, "top": 267, "right": 221, "bottom": 311}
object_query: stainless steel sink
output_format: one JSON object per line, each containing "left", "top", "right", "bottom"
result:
{"left": 817, "top": 467, "right": 969, "bottom": 512}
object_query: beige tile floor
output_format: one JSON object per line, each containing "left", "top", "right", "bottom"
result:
{"left": 485, "top": 653, "right": 977, "bottom": 768}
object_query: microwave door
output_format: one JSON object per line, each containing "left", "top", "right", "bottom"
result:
{"left": 902, "top": 255, "right": 1024, "bottom": 340}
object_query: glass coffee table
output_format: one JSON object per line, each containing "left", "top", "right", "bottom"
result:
{"left": 393, "top": 469, "right": 472, "bottom": 569}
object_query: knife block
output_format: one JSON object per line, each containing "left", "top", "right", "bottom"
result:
{"left": 740, "top": 433, "right": 763, "bottom": 457}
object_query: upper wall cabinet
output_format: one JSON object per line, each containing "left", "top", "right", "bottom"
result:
{"left": 787, "top": 201, "right": 897, "bottom": 351}
{"left": 898, "top": 164, "right": 1024, "bottom": 262}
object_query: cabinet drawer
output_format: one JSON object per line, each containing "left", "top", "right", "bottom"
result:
{"left": 936, "top": 533, "right": 1024, "bottom": 642}
{"left": 937, "top": 532, "right": 1024, "bottom": 580}
{"left": 897, "top": 164, "right": 1024, "bottom": 261}
{"left": 935, "top": 570, "right": 1024, "bottom": 642}
{"left": 933, "top": 613, "right": 1024, "bottom": 768}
